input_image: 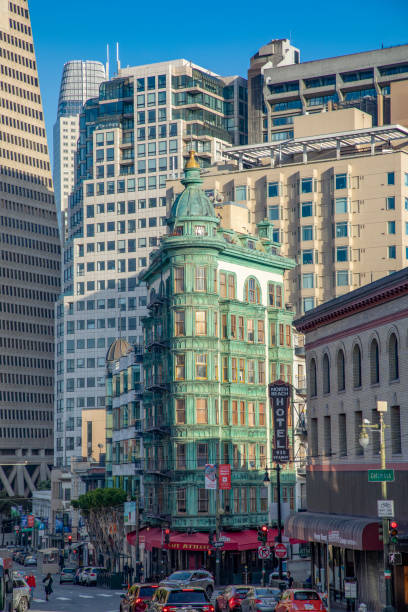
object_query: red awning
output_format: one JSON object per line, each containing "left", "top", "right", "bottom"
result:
{"left": 285, "top": 512, "right": 382, "bottom": 551}
{"left": 127, "top": 528, "right": 301, "bottom": 552}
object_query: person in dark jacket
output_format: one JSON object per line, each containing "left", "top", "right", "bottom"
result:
{"left": 43, "top": 573, "right": 53, "bottom": 601}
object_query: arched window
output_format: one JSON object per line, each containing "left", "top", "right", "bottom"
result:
{"left": 389, "top": 333, "right": 399, "bottom": 381}
{"left": 322, "top": 354, "right": 330, "bottom": 394}
{"left": 353, "top": 344, "right": 362, "bottom": 388}
{"left": 244, "top": 277, "right": 261, "bottom": 304}
{"left": 370, "top": 339, "right": 380, "bottom": 384}
{"left": 309, "top": 358, "right": 317, "bottom": 397}
{"left": 337, "top": 349, "right": 345, "bottom": 391}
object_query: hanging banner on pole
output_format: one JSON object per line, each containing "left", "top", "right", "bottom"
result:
{"left": 219, "top": 464, "right": 231, "bottom": 490}
{"left": 269, "top": 380, "right": 291, "bottom": 463}
{"left": 205, "top": 464, "right": 217, "bottom": 489}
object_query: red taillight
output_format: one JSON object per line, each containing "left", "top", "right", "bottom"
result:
{"left": 135, "top": 598, "right": 143, "bottom": 605}
{"left": 254, "top": 600, "right": 262, "bottom": 604}
{"left": 229, "top": 598, "right": 240, "bottom": 607}
{"left": 203, "top": 607, "right": 214, "bottom": 612}
{"left": 163, "top": 607, "right": 177, "bottom": 612}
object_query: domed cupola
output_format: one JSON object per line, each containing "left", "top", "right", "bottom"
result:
{"left": 168, "top": 151, "right": 219, "bottom": 236}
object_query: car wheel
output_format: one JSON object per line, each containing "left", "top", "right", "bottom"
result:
{"left": 206, "top": 586, "right": 213, "bottom": 599}
{"left": 17, "top": 597, "right": 29, "bottom": 612}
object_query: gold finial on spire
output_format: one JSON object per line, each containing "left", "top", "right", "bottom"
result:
{"left": 185, "top": 149, "right": 200, "bottom": 169}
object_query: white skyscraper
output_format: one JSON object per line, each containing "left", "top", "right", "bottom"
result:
{"left": 54, "top": 59, "right": 248, "bottom": 467}
{"left": 53, "top": 60, "right": 105, "bottom": 235}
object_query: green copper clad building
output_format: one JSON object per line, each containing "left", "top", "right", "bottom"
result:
{"left": 139, "top": 151, "right": 296, "bottom": 577}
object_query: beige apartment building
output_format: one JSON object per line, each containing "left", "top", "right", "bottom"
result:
{"left": 168, "top": 108, "right": 408, "bottom": 315}
{"left": 0, "top": 0, "right": 60, "bottom": 494}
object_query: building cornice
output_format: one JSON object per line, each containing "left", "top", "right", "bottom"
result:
{"left": 295, "top": 269, "right": 408, "bottom": 333}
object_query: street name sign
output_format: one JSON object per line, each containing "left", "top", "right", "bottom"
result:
{"left": 368, "top": 469, "right": 394, "bottom": 482}
{"left": 213, "top": 541, "right": 224, "bottom": 548}
{"left": 377, "top": 500, "right": 394, "bottom": 518}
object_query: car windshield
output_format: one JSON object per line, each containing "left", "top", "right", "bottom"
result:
{"left": 63, "top": 569, "right": 75, "bottom": 574}
{"left": 139, "top": 587, "right": 156, "bottom": 598}
{"left": 294, "top": 592, "right": 320, "bottom": 601}
{"left": 235, "top": 589, "right": 250, "bottom": 598}
{"left": 168, "top": 572, "right": 192, "bottom": 581}
{"left": 256, "top": 589, "right": 280, "bottom": 597}
{"left": 167, "top": 591, "right": 208, "bottom": 604}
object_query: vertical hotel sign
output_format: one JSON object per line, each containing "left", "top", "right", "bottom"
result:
{"left": 269, "top": 380, "right": 291, "bottom": 463}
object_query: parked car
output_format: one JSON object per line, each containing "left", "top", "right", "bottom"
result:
{"left": 215, "top": 586, "right": 252, "bottom": 612}
{"left": 241, "top": 588, "right": 282, "bottom": 612}
{"left": 148, "top": 587, "right": 214, "bottom": 612}
{"left": 78, "top": 566, "right": 92, "bottom": 585}
{"left": 160, "top": 570, "right": 214, "bottom": 598}
{"left": 23, "top": 555, "right": 37, "bottom": 567}
{"left": 60, "top": 568, "right": 76, "bottom": 584}
{"left": 268, "top": 573, "right": 288, "bottom": 586}
{"left": 275, "top": 590, "right": 327, "bottom": 612}
{"left": 12, "top": 573, "right": 31, "bottom": 612}
{"left": 84, "top": 567, "right": 104, "bottom": 586}
{"left": 120, "top": 583, "right": 158, "bottom": 612}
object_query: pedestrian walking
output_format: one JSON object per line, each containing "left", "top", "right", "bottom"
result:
{"left": 42, "top": 573, "right": 53, "bottom": 601}
{"left": 26, "top": 574, "right": 36, "bottom": 597}
{"left": 286, "top": 571, "right": 294, "bottom": 588}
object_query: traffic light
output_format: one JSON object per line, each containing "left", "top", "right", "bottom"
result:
{"left": 164, "top": 528, "right": 170, "bottom": 545}
{"left": 379, "top": 524, "right": 383, "bottom": 542}
{"left": 258, "top": 525, "right": 268, "bottom": 544}
{"left": 68, "top": 535, "right": 72, "bottom": 544}
{"left": 389, "top": 521, "right": 399, "bottom": 544}
{"left": 208, "top": 530, "right": 215, "bottom": 547}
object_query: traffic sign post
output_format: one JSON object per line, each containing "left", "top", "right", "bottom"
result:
{"left": 274, "top": 543, "right": 287, "bottom": 559}
{"left": 258, "top": 546, "right": 271, "bottom": 559}
{"left": 368, "top": 469, "right": 394, "bottom": 483}
{"left": 377, "top": 500, "right": 394, "bottom": 518}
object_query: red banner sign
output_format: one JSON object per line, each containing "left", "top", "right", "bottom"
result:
{"left": 219, "top": 464, "right": 231, "bottom": 490}
{"left": 27, "top": 515, "right": 34, "bottom": 528}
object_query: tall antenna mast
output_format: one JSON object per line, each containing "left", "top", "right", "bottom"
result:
{"left": 116, "top": 42, "right": 121, "bottom": 73}
{"left": 106, "top": 44, "right": 110, "bottom": 80}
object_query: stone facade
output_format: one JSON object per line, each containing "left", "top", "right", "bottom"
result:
{"left": 292, "top": 268, "right": 408, "bottom": 611}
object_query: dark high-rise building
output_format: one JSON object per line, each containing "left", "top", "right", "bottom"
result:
{"left": 0, "top": 0, "right": 60, "bottom": 495}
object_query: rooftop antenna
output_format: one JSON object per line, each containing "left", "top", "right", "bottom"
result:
{"left": 116, "top": 42, "right": 121, "bottom": 73}
{"left": 106, "top": 44, "right": 110, "bottom": 80}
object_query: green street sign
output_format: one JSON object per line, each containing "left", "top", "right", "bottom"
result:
{"left": 368, "top": 469, "right": 394, "bottom": 482}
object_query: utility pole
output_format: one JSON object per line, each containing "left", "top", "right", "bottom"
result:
{"left": 215, "top": 485, "right": 221, "bottom": 586}
{"left": 359, "top": 401, "right": 395, "bottom": 612}
{"left": 135, "top": 491, "right": 140, "bottom": 579}
{"left": 379, "top": 408, "right": 394, "bottom": 612}
{"left": 276, "top": 463, "right": 283, "bottom": 580}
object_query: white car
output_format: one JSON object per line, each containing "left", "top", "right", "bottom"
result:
{"left": 12, "top": 573, "right": 31, "bottom": 612}
{"left": 78, "top": 566, "right": 92, "bottom": 585}
{"left": 84, "top": 567, "right": 103, "bottom": 586}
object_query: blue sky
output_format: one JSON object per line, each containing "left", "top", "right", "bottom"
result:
{"left": 30, "top": 0, "right": 408, "bottom": 160}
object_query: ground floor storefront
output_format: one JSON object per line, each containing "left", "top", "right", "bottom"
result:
{"left": 284, "top": 511, "right": 408, "bottom": 612}
{"left": 127, "top": 527, "right": 300, "bottom": 584}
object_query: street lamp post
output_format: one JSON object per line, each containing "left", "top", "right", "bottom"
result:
{"left": 359, "top": 401, "right": 395, "bottom": 612}
{"left": 264, "top": 464, "right": 284, "bottom": 580}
